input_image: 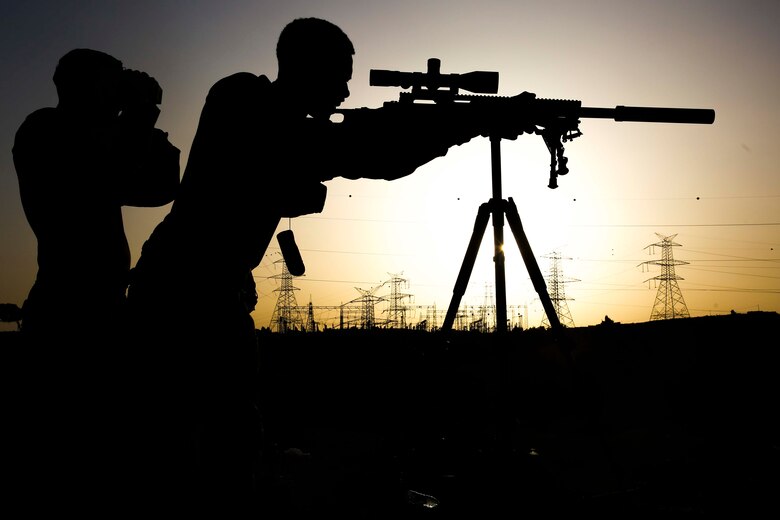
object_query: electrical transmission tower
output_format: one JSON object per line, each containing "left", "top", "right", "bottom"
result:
{"left": 476, "top": 283, "right": 496, "bottom": 332}
{"left": 540, "top": 251, "right": 577, "bottom": 328}
{"left": 269, "top": 259, "right": 304, "bottom": 332}
{"left": 305, "top": 297, "right": 318, "bottom": 332}
{"left": 408, "top": 304, "right": 440, "bottom": 331}
{"left": 383, "top": 272, "right": 412, "bottom": 328}
{"left": 352, "top": 284, "right": 386, "bottom": 329}
{"left": 426, "top": 303, "right": 439, "bottom": 331}
{"left": 639, "top": 233, "right": 690, "bottom": 320}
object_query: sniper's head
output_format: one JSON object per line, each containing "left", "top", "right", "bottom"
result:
{"left": 53, "top": 48, "right": 124, "bottom": 120}
{"left": 276, "top": 17, "right": 355, "bottom": 119}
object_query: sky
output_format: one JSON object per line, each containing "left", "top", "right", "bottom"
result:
{"left": 1, "top": 0, "right": 778, "bottom": 332}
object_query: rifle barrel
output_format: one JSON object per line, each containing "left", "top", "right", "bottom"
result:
{"left": 581, "top": 106, "right": 715, "bottom": 124}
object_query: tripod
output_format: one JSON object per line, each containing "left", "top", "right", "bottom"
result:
{"left": 441, "top": 135, "right": 562, "bottom": 333}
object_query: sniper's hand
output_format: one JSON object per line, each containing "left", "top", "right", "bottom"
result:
{"left": 482, "top": 91, "right": 537, "bottom": 140}
{"left": 121, "top": 69, "right": 162, "bottom": 107}
{"left": 118, "top": 70, "right": 163, "bottom": 129}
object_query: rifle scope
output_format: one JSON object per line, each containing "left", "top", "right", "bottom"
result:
{"left": 370, "top": 58, "right": 499, "bottom": 95}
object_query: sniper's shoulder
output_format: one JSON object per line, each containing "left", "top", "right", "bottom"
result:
{"left": 13, "top": 107, "right": 62, "bottom": 150}
{"left": 15, "top": 107, "right": 59, "bottom": 132}
{"left": 207, "top": 72, "right": 272, "bottom": 100}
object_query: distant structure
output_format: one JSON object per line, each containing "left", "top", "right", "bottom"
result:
{"left": 304, "top": 297, "right": 318, "bottom": 332}
{"left": 507, "top": 304, "right": 528, "bottom": 330}
{"left": 541, "top": 251, "right": 577, "bottom": 328}
{"left": 265, "top": 265, "right": 534, "bottom": 332}
{"left": 421, "top": 303, "right": 439, "bottom": 331}
{"left": 352, "top": 284, "right": 386, "bottom": 329}
{"left": 300, "top": 303, "right": 362, "bottom": 330}
{"left": 383, "top": 272, "right": 412, "bottom": 328}
{"left": 474, "top": 283, "right": 496, "bottom": 332}
{"left": 639, "top": 233, "right": 691, "bottom": 320}
{"left": 269, "top": 259, "right": 305, "bottom": 332}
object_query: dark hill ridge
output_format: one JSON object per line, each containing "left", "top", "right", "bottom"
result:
{"left": 2, "top": 311, "right": 777, "bottom": 517}
{"left": 256, "top": 311, "right": 779, "bottom": 517}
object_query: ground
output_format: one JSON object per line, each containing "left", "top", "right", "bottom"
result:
{"left": 3, "top": 311, "right": 777, "bottom": 518}
{"left": 256, "top": 312, "right": 780, "bottom": 518}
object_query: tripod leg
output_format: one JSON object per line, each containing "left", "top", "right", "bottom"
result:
{"left": 503, "top": 197, "right": 562, "bottom": 331}
{"left": 490, "top": 136, "right": 508, "bottom": 333}
{"left": 441, "top": 202, "right": 492, "bottom": 332}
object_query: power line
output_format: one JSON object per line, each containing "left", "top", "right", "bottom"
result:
{"left": 571, "top": 222, "right": 780, "bottom": 228}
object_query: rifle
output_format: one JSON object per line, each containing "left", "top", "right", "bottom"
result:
{"left": 337, "top": 58, "right": 715, "bottom": 189}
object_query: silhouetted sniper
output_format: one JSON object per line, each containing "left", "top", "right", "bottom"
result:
{"left": 126, "top": 17, "right": 535, "bottom": 515}
{"left": 11, "top": 48, "right": 180, "bottom": 514}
